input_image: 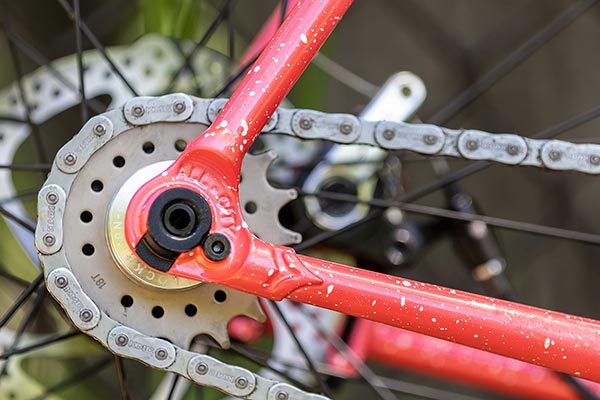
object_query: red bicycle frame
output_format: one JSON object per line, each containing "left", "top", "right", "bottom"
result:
{"left": 124, "top": 0, "right": 600, "bottom": 386}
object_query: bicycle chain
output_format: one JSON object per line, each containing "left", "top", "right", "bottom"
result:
{"left": 37, "top": 93, "right": 600, "bottom": 400}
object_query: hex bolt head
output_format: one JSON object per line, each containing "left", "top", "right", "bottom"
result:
{"left": 131, "top": 105, "right": 145, "bottom": 117}
{"left": 423, "top": 135, "right": 438, "bottom": 145}
{"left": 549, "top": 150, "right": 562, "bottom": 161}
{"left": 46, "top": 192, "right": 59, "bottom": 205}
{"left": 54, "top": 275, "right": 68, "bottom": 288}
{"left": 339, "top": 122, "right": 353, "bottom": 135}
{"left": 63, "top": 152, "right": 77, "bottom": 166}
{"left": 79, "top": 308, "right": 93, "bottom": 323}
{"left": 382, "top": 129, "right": 395, "bottom": 141}
{"left": 235, "top": 376, "right": 249, "bottom": 389}
{"left": 590, "top": 155, "right": 600, "bottom": 165}
{"left": 115, "top": 334, "right": 129, "bottom": 347}
{"left": 276, "top": 391, "right": 289, "bottom": 400}
{"left": 299, "top": 117, "right": 312, "bottom": 130}
{"left": 465, "top": 140, "right": 479, "bottom": 151}
{"left": 204, "top": 233, "right": 231, "bottom": 261}
{"left": 506, "top": 144, "right": 520, "bottom": 156}
{"left": 43, "top": 234, "right": 56, "bottom": 246}
{"left": 155, "top": 348, "right": 168, "bottom": 361}
{"left": 93, "top": 123, "right": 106, "bottom": 136}
{"left": 173, "top": 101, "right": 186, "bottom": 114}
{"left": 196, "top": 362, "right": 208, "bottom": 375}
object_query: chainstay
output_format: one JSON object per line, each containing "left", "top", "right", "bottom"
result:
{"left": 38, "top": 94, "right": 600, "bottom": 400}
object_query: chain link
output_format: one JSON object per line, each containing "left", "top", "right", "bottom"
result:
{"left": 38, "top": 93, "right": 600, "bottom": 400}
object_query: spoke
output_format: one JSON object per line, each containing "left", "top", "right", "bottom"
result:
{"left": 114, "top": 355, "right": 130, "bottom": 400}
{"left": 280, "top": 0, "right": 289, "bottom": 24}
{"left": 30, "top": 356, "right": 112, "bottom": 400}
{"left": 166, "top": 373, "right": 181, "bottom": 400}
{"left": 0, "top": 204, "right": 36, "bottom": 232}
{"left": 0, "top": 272, "right": 43, "bottom": 329}
{"left": 269, "top": 301, "right": 334, "bottom": 398}
{"left": 0, "top": 188, "right": 40, "bottom": 205}
{"left": 73, "top": 0, "right": 88, "bottom": 123}
{"left": 0, "top": 330, "right": 80, "bottom": 360}
{"left": 56, "top": 0, "right": 139, "bottom": 97}
{"left": 211, "top": 53, "right": 260, "bottom": 97}
{"left": 165, "top": 0, "right": 234, "bottom": 93}
{"left": 427, "top": 0, "right": 599, "bottom": 125}
{"left": 227, "top": 0, "right": 236, "bottom": 60}
{"left": 0, "top": 115, "right": 27, "bottom": 123}
{"left": 312, "top": 53, "right": 379, "bottom": 98}
{"left": 0, "top": 163, "right": 52, "bottom": 171}
{"left": 0, "top": 268, "right": 30, "bottom": 286}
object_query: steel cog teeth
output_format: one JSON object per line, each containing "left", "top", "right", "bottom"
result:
{"left": 240, "top": 151, "right": 302, "bottom": 246}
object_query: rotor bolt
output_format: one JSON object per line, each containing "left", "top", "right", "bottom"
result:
{"left": 204, "top": 233, "right": 231, "bottom": 261}
{"left": 131, "top": 105, "right": 145, "bottom": 117}
{"left": 276, "top": 391, "right": 289, "bottom": 400}
{"left": 235, "top": 376, "right": 249, "bottom": 389}
{"left": 63, "top": 152, "right": 77, "bottom": 166}
{"left": 339, "top": 122, "right": 353, "bottom": 135}
{"left": 43, "top": 233, "right": 56, "bottom": 246}
{"left": 506, "top": 144, "right": 520, "bottom": 156}
{"left": 79, "top": 308, "right": 93, "bottom": 323}
{"left": 382, "top": 129, "right": 395, "bottom": 141}
{"left": 115, "top": 334, "right": 129, "bottom": 347}
{"left": 424, "top": 135, "right": 438, "bottom": 145}
{"left": 173, "top": 101, "right": 186, "bottom": 114}
{"left": 549, "top": 150, "right": 562, "bottom": 161}
{"left": 590, "top": 155, "right": 600, "bottom": 165}
{"left": 54, "top": 275, "right": 68, "bottom": 289}
{"left": 155, "top": 347, "right": 168, "bottom": 361}
{"left": 93, "top": 123, "right": 106, "bottom": 136}
{"left": 465, "top": 140, "right": 479, "bottom": 151}
{"left": 46, "top": 192, "right": 59, "bottom": 205}
{"left": 299, "top": 117, "right": 312, "bottom": 130}
{"left": 196, "top": 362, "right": 209, "bottom": 375}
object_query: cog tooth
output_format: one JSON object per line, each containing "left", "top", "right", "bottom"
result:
{"left": 244, "top": 299, "right": 267, "bottom": 323}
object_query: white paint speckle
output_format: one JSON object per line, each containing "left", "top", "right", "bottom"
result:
{"left": 372, "top": 300, "right": 377, "bottom": 306}
{"left": 300, "top": 33, "right": 308, "bottom": 44}
{"left": 431, "top": 317, "right": 437, "bottom": 322}
{"left": 249, "top": 91, "right": 256, "bottom": 96}
{"left": 400, "top": 297, "right": 406, "bottom": 307}
{"left": 402, "top": 280, "right": 412, "bottom": 287}
{"left": 240, "top": 119, "right": 248, "bottom": 136}
{"left": 544, "top": 337, "right": 551, "bottom": 349}
{"left": 253, "top": 66, "right": 261, "bottom": 72}
{"left": 219, "top": 120, "right": 228, "bottom": 128}
{"left": 326, "top": 284, "right": 334, "bottom": 297}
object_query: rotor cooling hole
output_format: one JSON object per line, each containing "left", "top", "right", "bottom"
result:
{"left": 80, "top": 210, "right": 93, "bottom": 223}
{"left": 152, "top": 306, "right": 165, "bottom": 319}
{"left": 82, "top": 243, "right": 95, "bottom": 256}
{"left": 121, "top": 295, "right": 134, "bottom": 308}
{"left": 112, "top": 155, "right": 126, "bottom": 168}
{"left": 213, "top": 290, "right": 227, "bottom": 303}
{"left": 142, "top": 141, "right": 155, "bottom": 154}
{"left": 185, "top": 304, "right": 198, "bottom": 317}
{"left": 244, "top": 201, "right": 257, "bottom": 214}
{"left": 174, "top": 139, "right": 187, "bottom": 152}
{"left": 91, "top": 180, "right": 104, "bottom": 192}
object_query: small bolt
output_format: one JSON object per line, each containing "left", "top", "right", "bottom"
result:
{"left": 235, "top": 376, "right": 249, "bottom": 389}
{"left": 382, "top": 129, "right": 395, "bottom": 141}
{"left": 155, "top": 348, "right": 168, "bottom": 361}
{"left": 196, "top": 362, "right": 208, "bottom": 375}
{"left": 46, "top": 192, "right": 59, "bottom": 205}
{"left": 424, "top": 135, "right": 438, "bottom": 145}
{"left": 131, "top": 105, "right": 145, "bottom": 117}
{"left": 115, "top": 334, "right": 129, "bottom": 347}
{"left": 63, "top": 152, "right": 77, "bottom": 166}
{"left": 549, "top": 150, "right": 562, "bottom": 161}
{"left": 93, "top": 123, "right": 106, "bottom": 136}
{"left": 43, "top": 234, "right": 56, "bottom": 246}
{"left": 54, "top": 275, "right": 68, "bottom": 288}
{"left": 204, "top": 233, "right": 231, "bottom": 261}
{"left": 590, "top": 155, "right": 600, "bottom": 165}
{"left": 506, "top": 144, "right": 520, "bottom": 156}
{"left": 299, "top": 117, "right": 312, "bottom": 130}
{"left": 340, "top": 122, "right": 353, "bottom": 135}
{"left": 79, "top": 309, "right": 93, "bottom": 322}
{"left": 276, "top": 391, "right": 289, "bottom": 400}
{"left": 465, "top": 139, "right": 479, "bottom": 151}
{"left": 173, "top": 101, "right": 186, "bottom": 114}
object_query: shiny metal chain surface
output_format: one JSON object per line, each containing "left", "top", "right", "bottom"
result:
{"left": 37, "top": 93, "right": 600, "bottom": 399}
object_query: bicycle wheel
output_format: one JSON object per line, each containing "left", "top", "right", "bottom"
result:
{"left": 2, "top": 1, "right": 600, "bottom": 400}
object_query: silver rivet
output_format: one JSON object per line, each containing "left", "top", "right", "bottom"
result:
{"left": 173, "top": 101, "right": 186, "bottom": 114}
{"left": 235, "top": 376, "right": 249, "bottom": 389}
{"left": 79, "top": 309, "right": 93, "bottom": 322}
{"left": 506, "top": 144, "right": 519, "bottom": 156}
{"left": 54, "top": 275, "right": 68, "bottom": 288}
{"left": 155, "top": 348, "right": 168, "bottom": 361}
{"left": 46, "top": 192, "right": 59, "bottom": 205}
{"left": 424, "top": 135, "right": 438, "bottom": 145}
{"left": 276, "top": 391, "right": 289, "bottom": 400}
{"left": 299, "top": 117, "right": 312, "bottom": 130}
{"left": 43, "top": 234, "right": 56, "bottom": 246}
{"left": 382, "top": 129, "right": 395, "bottom": 141}
{"left": 115, "top": 334, "right": 129, "bottom": 347}
{"left": 465, "top": 139, "right": 479, "bottom": 151}
{"left": 93, "top": 123, "right": 106, "bottom": 136}
{"left": 590, "top": 155, "right": 600, "bottom": 165}
{"left": 196, "top": 362, "right": 208, "bottom": 375}
{"left": 63, "top": 152, "right": 77, "bottom": 166}
{"left": 131, "top": 105, "right": 145, "bottom": 117}
{"left": 549, "top": 150, "right": 562, "bottom": 161}
{"left": 340, "top": 122, "right": 353, "bottom": 135}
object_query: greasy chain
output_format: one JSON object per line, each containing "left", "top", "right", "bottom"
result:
{"left": 37, "top": 94, "right": 600, "bottom": 400}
